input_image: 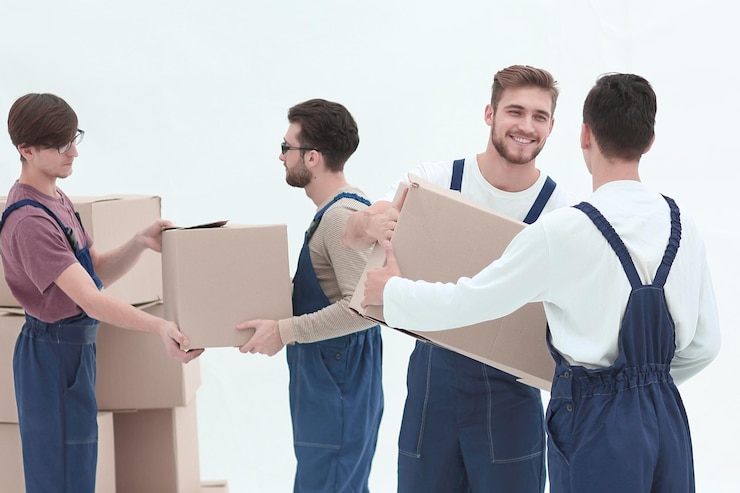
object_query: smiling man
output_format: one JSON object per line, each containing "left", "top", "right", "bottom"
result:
{"left": 342, "top": 65, "right": 576, "bottom": 493}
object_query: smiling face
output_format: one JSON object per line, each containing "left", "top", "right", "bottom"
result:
{"left": 487, "top": 86, "right": 555, "bottom": 165}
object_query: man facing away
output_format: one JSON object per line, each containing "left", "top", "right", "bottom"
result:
{"left": 238, "top": 99, "right": 383, "bottom": 493}
{"left": 1, "top": 93, "right": 203, "bottom": 493}
{"left": 363, "top": 73, "right": 721, "bottom": 493}
{"left": 342, "top": 65, "right": 575, "bottom": 492}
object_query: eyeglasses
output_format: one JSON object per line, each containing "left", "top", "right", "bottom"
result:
{"left": 57, "top": 129, "right": 85, "bottom": 154}
{"left": 281, "top": 141, "right": 319, "bottom": 155}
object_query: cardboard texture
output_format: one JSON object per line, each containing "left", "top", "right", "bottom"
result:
{"left": 0, "top": 195, "right": 163, "bottom": 308}
{"left": 0, "top": 313, "right": 22, "bottom": 423}
{"left": 201, "top": 480, "right": 230, "bottom": 492}
{"left": 113, "top": 400, "right": 201, "bottom": 493}
{"left": 162, "top": 223, "right": 292, "bottom": 349}
{"left": 350, "top": 176, "right": 555, "bottom": 391}
{"left": 0, "top": 413, "right": 116, "bottom": 493}
{"left": 96, "top": 302, "right": 201, "bottom": 411}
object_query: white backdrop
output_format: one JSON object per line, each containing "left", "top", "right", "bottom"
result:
{"left": 1, "top": 1, "right": 737, "bottom": 491}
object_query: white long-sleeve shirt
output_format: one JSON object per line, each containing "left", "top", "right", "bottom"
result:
{"left": 384, "top": 180, "right": 720, "bottom": 384}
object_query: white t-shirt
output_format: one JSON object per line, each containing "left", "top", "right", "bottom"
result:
{"left": 384, "top": 180, "right": 721, "bottom": 385}
{"left": 382, "top": 155, "right": 577, "bottom": 221}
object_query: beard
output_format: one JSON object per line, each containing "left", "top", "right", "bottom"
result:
{"left": 491, "top": 125, "right": 546, "bottom": 165}
{"left": 285, "top": 158, "right": 313, "bottom": 188}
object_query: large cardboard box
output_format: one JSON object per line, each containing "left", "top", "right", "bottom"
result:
{"left": 0, "top": 195, "right": 163, "bottom": 307}
{"left": 0, "top": 412, "right": 117, "bottom": 493}
{"left": 0, "top": 313, "right": 22, "bottom": 423}
{"left": 96, "top": 302, "right": 201, "bottom": 411}
{"left": 350, "top": 176, "right": 555, "bottom": 391}
{"left": 162, "top": 223, "right": 292, "bottom": 350}
{"left": 113, "top": 400, "right": 200, "bottom": 493}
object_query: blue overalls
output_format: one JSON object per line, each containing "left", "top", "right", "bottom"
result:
{"left": 287, "top": 192, "right": 384, "bottom": 493}
{"left": 0, "top": 199, "right": 103, "bottom": 493}
{"left": 546, "top": 197, "right": 693, "bottom": 493}
{"left": 398, "top": 159, "right": 555, "bottom": 493}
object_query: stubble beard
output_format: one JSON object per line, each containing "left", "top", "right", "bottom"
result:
{"left": 491, "top": 126, "right": 545, "bottom": 165}
{"left": 285, "top": 158, "right": 313, "bottom": 188}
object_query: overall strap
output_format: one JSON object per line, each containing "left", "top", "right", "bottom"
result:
{"left": 0, "top": 199, "right": 80, "bottom": 251}
{"left": 522, "top": 176, "right": 556, "bottom": 225}
{"left": 574, "top": 201, "right": 643, "bottom": 289}
{"left": 305, "top": 192, "right": 372, "bottom": 242}
{"left": 450, "top": 159, "right": 465, "bottom": 192}
{"left": 652, "top": 195, "right": 682, "bottom": 288}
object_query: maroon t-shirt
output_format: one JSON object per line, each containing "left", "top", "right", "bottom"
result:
{"left": 1, "top": 182, "right": 94, "bottom": 322}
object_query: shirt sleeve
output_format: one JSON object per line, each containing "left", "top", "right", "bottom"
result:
{"left": 383, "top": 222, "right": 551, "bottom": 331}
{"left": 9, "top": 214, "right": 79, "bottom": 293}
{"left": 288, "top": 204, "right": 378, "bottom": 343}
{"left": 669, "top": 241, "right": 721, "bottom": 384}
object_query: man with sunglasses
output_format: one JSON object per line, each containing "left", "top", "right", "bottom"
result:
{"left": 341, "top": 65, "right": 575, "bottom": 493}
{"left": 237, "top": 99, "right": 383, "bottom": 493}
{"left": 1, "top": 93, "right": 203, "bottom": 493}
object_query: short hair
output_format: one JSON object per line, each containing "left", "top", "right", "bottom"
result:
{"left": 583, "top": 73, "right": 656, "bottom": 161}
{"left": 287, "top": 99, "right": 359, "bottom": 172}
{"left": 491, "top": 65, "right": 559, "bottom": 115}
{"left": 8, "top": 93, "right": 78, "bottom": 161}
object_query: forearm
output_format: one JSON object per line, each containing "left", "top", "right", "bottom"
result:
{"left": 93, "top": 234, "right": 147, "bottom": 287}
{"left": 281, "top": 297, "right": 377, "bottom": 344}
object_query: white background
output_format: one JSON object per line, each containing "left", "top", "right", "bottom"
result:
{"left": 1, "top": 1, "right": 737, "bottom": 491}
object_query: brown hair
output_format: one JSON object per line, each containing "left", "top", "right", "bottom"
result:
{"left": 491, "top": 65, "right": 559, "bottom": 115}
{"left": 7, "top": 93, "right": 78, "bottom": 162}
{"left": 287, "top": 99, "right": 359, "bottom": 172}
{"left": 583, "top": 73, "right": 656, "bottom": 161}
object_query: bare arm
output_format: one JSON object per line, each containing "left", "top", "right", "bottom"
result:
{"left": 55, "top": 263, "right": 203, "bottom": 363}
{"left": 340, "top": 200, "right": 398, "bottom": 249}
{"left": 90, "top": 219, "right": 173, "bottom": 287}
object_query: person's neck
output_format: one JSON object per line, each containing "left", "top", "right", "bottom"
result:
{"left": 476, "top": 148, "right": 540, "bottom": 192}
{"left": 305, "top": 171, "right": 350, "bottom": 207}
{"left": 18, "top": 168, "right": 59, "bottom": 198}
{"left": 591, "top": 156, "right": 641, "bottom": 191}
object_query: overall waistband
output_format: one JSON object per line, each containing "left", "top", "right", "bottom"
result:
{"left": 551, "top": 364, "right": 673, "bottom": 400}
{"left": 22, "top": 313, "right": 99, "bottom": 345}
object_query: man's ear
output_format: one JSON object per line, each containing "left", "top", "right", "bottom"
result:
{"left": 17, "top": 144, "right": 34, "bottom": 160}
{"left": 580, "top": 124, "right": 591, "bottom": 150}
{"left": 484, "top": 104, "right": 494, "bottom": 126}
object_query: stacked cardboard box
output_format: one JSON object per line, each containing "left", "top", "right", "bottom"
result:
{"left": 1, "top": 194, "right": 293, "bottom": 491}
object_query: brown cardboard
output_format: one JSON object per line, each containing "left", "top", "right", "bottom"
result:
{"left": 0, "top": 195, "right": 163, "bottom": 308}
{"left": 113, "top": 400, "right": 201, "bottom": 493}
{"left": 350, "top": 176, "right": 555, "bottom": 391}
{"left": 0, "top": 413, "right": 117, "bottom": 493}
{"left": 0, "top": 313, "right": 22, "bottom": 423}
{"left": 201, "top": 480, "right": 230, "bottom": 492}
{"left": 162, "top": 223, "right": 292, "bottom": 350}
{"left": 96, "top": 302, "right": 201, "bottom": 411}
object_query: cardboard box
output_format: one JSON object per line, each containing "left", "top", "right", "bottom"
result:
{"left": 162, "top": 223, "right": 292, "bottom": 349}
{"left": 0, "top": 313, "right": 22, "bottom": 423}
{"left": 350, "top": 176, "right": 555, "bottom": 391}
{"left": 113, "top": 400, "right": 201, "bottom": 493}
{"left": 0, "top": 195, "right": 163, "bottom": 307}
{"left": 0, "top": 413, "right": 116, "bottom": 493}
{"left": 201, "top": 480, "right": 230, "bottom": 492}
{"left": 96, "top": 302, "right": 201, "bottom": 411}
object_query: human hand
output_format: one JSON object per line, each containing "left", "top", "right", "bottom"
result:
{"left": 237, "top": 319, "right": 284, "bottom": 356}
{"left": 139, "top": 219, "right": 175, "bottom": 252}
{"left": 158, "top": 321, "right": 204, "bottom": 363}
{"left": 362, "top": 240, "right": 401, "bottom": 307}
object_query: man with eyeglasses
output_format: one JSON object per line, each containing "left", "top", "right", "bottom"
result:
{"left": 0, "top": 93, "right": 203, "bottom": 493}
{"left": 237, "top": 99, "right": 383, "bottom": 493}
{"left": 341, "top": 65, "right": 576, "bottom": 493}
